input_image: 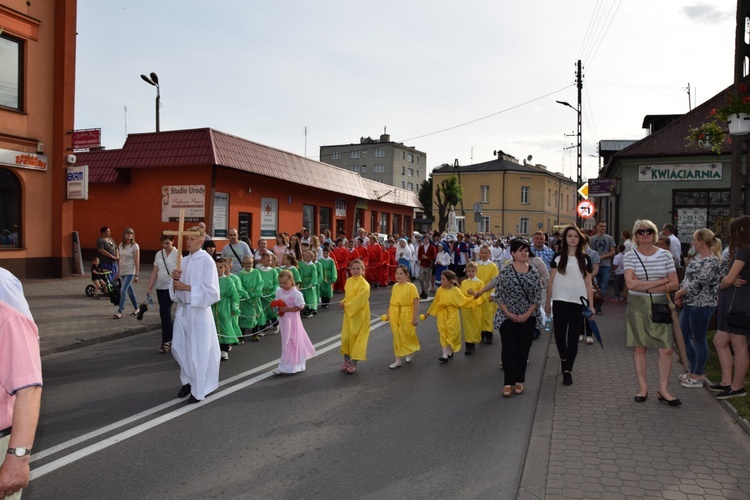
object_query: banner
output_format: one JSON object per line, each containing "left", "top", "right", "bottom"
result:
{"left": 638, "top": 163, "right": 722, "bottom": 182}
{"left": 161, "top": 185, "right": 206, "bottom": 222}
{"left": 213, "top": 192, "right": 228, "bottom": 238}
{"left": 260, "top": 198, "right": 278, "bottom": 237}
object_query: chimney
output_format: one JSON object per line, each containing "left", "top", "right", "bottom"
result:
{"left": 380, "top": 134, "right": 390, "bottom": 143}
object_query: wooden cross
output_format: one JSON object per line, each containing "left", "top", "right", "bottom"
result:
{"left": 162, "top": 209, "right": 202, "bottom": 270}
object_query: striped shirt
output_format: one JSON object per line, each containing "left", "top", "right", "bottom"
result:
{"left": 623, "top": 248, "right": 676, "bottom": 296}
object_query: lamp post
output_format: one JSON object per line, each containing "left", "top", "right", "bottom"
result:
{"left": 140, "top": 72, "right": 160, "bottom": 132}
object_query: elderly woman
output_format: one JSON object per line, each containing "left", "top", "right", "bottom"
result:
{"left": 624, "top": 219, "right": 679, "bottom": 405}
{"left": 114, "top": 227, "right": 140, "bottom": 319}
{"left": 146, "top": 234, "right": 179, "bottom": 353}
{"left": 673, "top": 228, "right": 722, "bottom": 388}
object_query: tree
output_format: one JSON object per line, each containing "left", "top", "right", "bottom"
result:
{"left": 434, "top": 172, "right": 463, "bottom": 233}
{"left": 418, "top": 175, "right": 433, "bottom": 220}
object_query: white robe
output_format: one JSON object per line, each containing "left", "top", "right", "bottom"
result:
{"left": 169, "top": 249, "right": 221, "bottom": 400}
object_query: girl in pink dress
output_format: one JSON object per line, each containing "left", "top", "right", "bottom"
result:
{"left": 273, "top": 270, "right": 317, "bottom": 375}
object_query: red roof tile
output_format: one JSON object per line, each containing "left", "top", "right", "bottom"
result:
{"left": 74, "top": 149, "right": 124, "bottom": 183}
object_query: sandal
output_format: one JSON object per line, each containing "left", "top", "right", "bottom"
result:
{"left": 130, "top": 310, "right": 138, "bottom": 316}
{"left": 113, "top": 312, "right": 122, "bottom": 319}
{"left": 502, "top": 385, "right": 513, "bottom": 398}
{"left": 158, "top": 342, "right": 171, "bottom": 354}
{"left": 514, "top": 383, "right": 524, "bottom": 395}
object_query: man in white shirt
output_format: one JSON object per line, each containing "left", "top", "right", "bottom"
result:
{"left": 661, "top": 223, "right": 683, "bottom": 270}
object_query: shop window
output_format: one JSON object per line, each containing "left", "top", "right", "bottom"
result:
{"left": 303, "top": 205, "right": 316, "bottom": 234}
{"left": 0, "top": 168, "right": 21, "bottom": 246}
{"left": 319, "top": 207, "right": 331, "bottom": 233}
{"left": 0, "top": 35, "right": 23, "bottom": 110}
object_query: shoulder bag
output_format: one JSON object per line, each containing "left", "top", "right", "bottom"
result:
{"left": 633, "top": 251, "right": 672, "bottom": 324}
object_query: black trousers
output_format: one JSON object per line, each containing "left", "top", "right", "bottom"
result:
{"left": 499, "top": 316, "right": 535, "bottom": 386}
{"left": 552, "top": 301, "right": 584, "bottom": 372}
{"left": 156, "top": 288, "right": 174, "bottom": 344}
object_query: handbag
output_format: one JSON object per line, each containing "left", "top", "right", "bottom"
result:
{"left": 633, "top": 250, "right": 673, "bottom": 324}
{"left": 727, "top": 288, "right": 750, "bottom": 329}
{"left": 593, "top": 284, "right": 605, "bottom": 306}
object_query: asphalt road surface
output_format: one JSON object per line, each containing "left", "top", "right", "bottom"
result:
{"left": 27, "top": 287, "right": 548, "bottom": 499}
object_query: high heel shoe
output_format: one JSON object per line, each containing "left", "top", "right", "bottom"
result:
{"left": 657, "top": 392, "right": 682, "bottom": 406}
{"left": 634, "top": 392, "right": 648, "bottom": 403}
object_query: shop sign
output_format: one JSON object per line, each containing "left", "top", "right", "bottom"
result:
{"left": 260, "top": 198, "right": 278, "bottom": 237}
{"left": 638, "top": 163, "right": 722, "bottom": 182}
{"left": 162, "top": 185, "right": 206, "bottom": 222}
{"left": 0, "top": 148, "right": 48, "bottom": 171}
{"left": 72, "top": 129, "right": 101, "bottom": 150}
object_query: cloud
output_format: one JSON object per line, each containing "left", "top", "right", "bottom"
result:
{"left": 683, "top": 4, "right": 733, "bottom": 25}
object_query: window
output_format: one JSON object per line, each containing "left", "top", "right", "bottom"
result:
{"left": 402, "top": 152, "right": 406, "bottom": 160}
{"left": 548, "top": 188, "right": 551, "bottom": 205}
{"left": 521, "top": 186, "right": 530, "bottom": 204}
{"left": 373, "top": 164, "right": 385, "bottom": 173}
{"left": 519, "top": 217, "right": 530, "bottom": 235}
{"left": 480, "top": 216, "right": 490, "bottom": 233}
{"left": 0, "top": 169, "right": 21, "bottom": 246}
{"left": 351, "top": 165, "right": 360, "bottom": 173}
{"left": 0, "top": 35, "right": 23, "bottom": 110}
{"left": 374, "top": 148, "right": 385, "bottom": 157}
{"left": 416, "top": 169, "right": 419, "bottom": 178}
{"left": 361, "top": 165, "right": 367, "bottom": 173}
{"left": 408, "top": 153, "right": 414, "bottom": 163}
{"left": 380, "top": 212, "right": 389, "bottom": 233}
{"left": 402, "top": 181, "right": 405, "bottom": 188}
{"left": 362, "top": 151, "right": 367, "bottom": 158}
{"left": 350, "top": 151, "right": 361, "bottom": 159}
{"left": 319, "top": 207, "right": 331, "bottom": 233}
{"left": 408, "top": 168, "right": 414, "bottom": 177}
{"left": 330, "top": 152, "right": 340, "bottom": 160}
{"left": 407, "top": 182, "right": 414, "bottom": 190}
{"left": 402, "top": 166, "right": 406, "bottom": 175}
{"left": 481, "top": 185, "right": 489, "bottom": 203}
{"left": 416, "top": 156, "right": 420, "bottom": 164}
{"left": 566, "top": 194, "right": 570, "bottom": 210}
{"left": 303, "top": 205, "right": 316, "bottom": 234}
{"left": 392, "top": 214, "right": 401, "bottom": 235}
{"left": 370, "top": 211, "right": 378, "bottom": 233}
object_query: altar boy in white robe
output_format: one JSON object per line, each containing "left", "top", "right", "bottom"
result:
{"left": 169, "top": 226, "right": 221, "bottom": 403}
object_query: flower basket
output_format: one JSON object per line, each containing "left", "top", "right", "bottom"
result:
{"left": 727, "top": 113, "right": 750, "bottom": 135}
{"left": 686, "top": 121, "right": 726, "bottom": 154}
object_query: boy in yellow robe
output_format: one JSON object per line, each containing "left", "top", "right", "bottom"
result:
{"left": 475, "top": 245, "right": 499, "bottom": 344}
{"left": 338, "top": 259, "right": 370, "bottom": 374}
{"left": 460, "top": 262, "right": 485, "bottom": 355}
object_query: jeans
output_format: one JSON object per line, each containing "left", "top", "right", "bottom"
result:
{"left": 596, "top": 265, "right": 612, "bottom": 303}
{"left": 156, "top": 288, "right": 174, "bottom": 344}
{"left": 117, "top": 274, "right": 139, "bottom": 314}
{"left": 679, "top": 304, "right": 715, "bottom": 376}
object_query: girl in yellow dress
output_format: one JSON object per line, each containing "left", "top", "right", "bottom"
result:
{"left": 460, "top": 262, "right": 485, "bottom": 355}
{"left": 338, "top": 259, "right": 371, "bottom": 374}
{"left": 475, "top": 245, "right": 500, "bottom": 344}
{"left": 384, "top": 265, "right": 420, "bottom": 369}
{"left": 425, "top": 270, "right": 483, "bottom": 363}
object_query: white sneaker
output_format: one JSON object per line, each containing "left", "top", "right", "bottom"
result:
{"left": 389, "top": 361, "right": 403, "bottom": 369}
{"left": 680, "top": 377, "right": 704, "bottom": 388}
{"left": 221, "top": 351, "right": 229, "bottom": 361}
{"left": 578, "top": 335, "right": 584, "bottom": 342}
{"left": 678, "top": 372, "right": 690, "bottom": 382}
{"left": 586, "top": 336, "right": 594, "bottom": 345}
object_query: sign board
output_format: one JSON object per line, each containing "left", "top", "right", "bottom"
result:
{"left": 335, "top": 198, "right": 347, "bottom": 217}
{"left": 71, "top": 129, "right": 101, "bottom": 150}
{"left": 578, "top": 182, "right": 589, "bottom": 200}
{"left": 213, "top": 192, "right": 228, "bottom": 238}
{"left": 588, "top": 178, "right": 618, "bottom": 197}
{"left": 576, "top": 199, "right": 596, "bottom": 219}
{"left": 161, "top": 185, "right": 206, "bottom": 222}
{"left": 638, "top": 163, "right": 722, "bottom": 182}
{"left": 260, "top": 197, "right": 278, "bottom": 237}
{"left": 66, "top": 165, "right": 89, "bottom": 200}
{"left": 0, "top": 148, "right": 48, "bottom": 171}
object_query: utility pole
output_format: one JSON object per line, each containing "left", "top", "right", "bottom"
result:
{"left": 576, "top": 60, "right": 583, "bottom": 227}
{"left": 731, "top": 0, "right": 750, "bottom": 217}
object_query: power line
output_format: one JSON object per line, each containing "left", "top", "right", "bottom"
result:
{"left": 585, "top": 0, "right": 623, "bottom": 67}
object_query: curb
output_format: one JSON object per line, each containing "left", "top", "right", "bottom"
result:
{"left": 40, "top": 322, "right": 161, "bottom": 357}
{"left": 703, "top": 376, "right": 750, "bottom": 437}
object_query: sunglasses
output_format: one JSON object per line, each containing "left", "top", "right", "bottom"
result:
{"left": 636, "top": 228, "right": 655, "bottom": 236}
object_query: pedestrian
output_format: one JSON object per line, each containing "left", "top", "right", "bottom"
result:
{"left": 0, "top": 299, "right": 42, "bottom": 499}
{"left": 238, "top": 256, "right": 263, "bottom": 340}
{"left": 475, "top": 245, "right": 500, "bottom": 345}
{"left": 113, "top": 227, "right": 140, "bottom": 319}
{"left": 417, "top": 236, "right": 436, "bottom": 298}
{"left": 383, "top": 265, "right": 421, "bottom": 368}
{"left": 333, "top": 238, "right": 349, "bottom": 293}
{"left": 673, "top": 228, "right": 722, "bottom": 388}
{"left": 713, "top": 216, "right": 750, "bottom": 400}
{"left": 610, "top": 244, "right": 627, "bottom": 303}
{"left": 424, "top": 269, "right": 483, "bottom": 363}
{"left": 96, "top": 226, "right": 119, "bottom": 275}
{"left": 145, "top": 234, "right": 178, "bottom": 353}
{"left": 258, "top": 253, "right": 280, "bottom": 333}
{"left": 299, "top": 250, "right": 319, "bottom": 318}
{"left": 589, "top": 221, "right": 617, "bottom": 315}
{"left": 223, "top": 256, "right": 247, "bottom": 343}
{"left": 90, "top": 256, "right": 107, "bottom": 296}
{"left": 434, "top": 240, "right": 451, "bottom": 290}
{"left": 213, "top": 258, "right": 240, "bottom": 361}
{"left": 202, "top": 239, "right": 219, "bottom": 261}
{"left": 365, "top": 235, "right": 382, "bottom": 287}
{"left": 273, "top": 270, "right": 317, "bottom": 375}
{"left": 221, "top": 228, "right": 252, "bottom": 274}
{"left": 338, "top": 259, "right": 371, "bottom": 374}
{"left": 318, "top": 247, "right": 337, "bottom": 309}
{"left": 169, "top": 226, "right": 221, "bottom": 403}
{"left": 545, "top": 225, "right": 595, "bottom": 386}
{"left": 460, "top": 262, "right": 485, "bottom": 354}
{"left": 493, "top": 238, "right": 542, "bottom": 398}
{"left": 624, "top": 219, "right": 679, "bottom": 405}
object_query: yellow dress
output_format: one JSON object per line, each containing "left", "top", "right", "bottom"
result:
{"left": 427, "top": 286, "right": 483, "bottom": 353}
{"left": 460, "top": 277, "right": 485, "bottom": 344}
{"left": 340, "top": 275, "right": 371, "bottom": 360}
{"left": 388, "top": 282, "right": 421, "bottom": 357}
{"left": 475, "top": 260, "right": 499, "bottom": 332}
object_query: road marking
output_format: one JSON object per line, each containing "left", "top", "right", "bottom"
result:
{"left": 30, "top": 320, "right": 389, "bottom": 480}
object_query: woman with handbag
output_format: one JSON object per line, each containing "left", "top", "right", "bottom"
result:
{"left": 673, "top": 228, "right": 722, "bottom": 388}
{"left": 545, "top": 226, "right": 595, "bottom": 387}
{"left": 713, "top": 215, "right": 750, "bottom": 400}
{"left": 623, "top": 219, "right": 679, "bottom": 405}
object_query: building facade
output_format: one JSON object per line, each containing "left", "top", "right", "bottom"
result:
{"left": 320, "top": 134, "right": 426, "bottom": 194}
{"left": 0, "top": 0, "right": 77, "bottom": 278}
{"left": 431, "top": 153, "right": 577, "bottom": 236}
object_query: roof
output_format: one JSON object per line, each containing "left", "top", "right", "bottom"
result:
{"left": 75, "top": 149, "right": 124, "bottom": 183}
{"left": 76, "top": 128, "right": 421, "bottom": 208}
{"left": 432, "top": 157, "right": 574, "bottom": 183}
{"left": 599, "top": 140, "right": 637, "bottom": 154}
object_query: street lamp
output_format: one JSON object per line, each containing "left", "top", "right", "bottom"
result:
{"left": 140, "top": 72, "right": 160, "bottom": 132}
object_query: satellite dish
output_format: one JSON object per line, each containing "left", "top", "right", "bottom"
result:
{"left": 527, "top": 155, "right": 533, "bottom": 162}
{"left": 523, "top": 159, "right": 527, "bottom": 165}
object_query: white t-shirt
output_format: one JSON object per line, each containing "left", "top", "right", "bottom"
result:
{"left": 550, "top": 254, "right": 591, "bottom": 304}
{"left": 153, "top": 248, "right": 179, "bottom": 290}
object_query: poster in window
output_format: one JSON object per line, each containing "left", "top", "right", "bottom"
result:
{"left": 261, "top": 198, "right": 278, "bottom": 237}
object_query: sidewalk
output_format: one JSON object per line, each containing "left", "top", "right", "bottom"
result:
{"left": 520, "top": 299, "right": 750, "bottom": 499}
{"left": 20, "top": 264, "right": 163, "bottom": 356}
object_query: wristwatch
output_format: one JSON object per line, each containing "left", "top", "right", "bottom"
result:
{"left": 7, "top": 446, "right": 31, "bottom": 457}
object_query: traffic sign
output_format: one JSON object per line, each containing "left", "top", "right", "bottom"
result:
{"left": 576, "top": 199, "right": 596, "bottom": 219}
{"left": 578, "top": 182, "right": 589, "bottom": 199}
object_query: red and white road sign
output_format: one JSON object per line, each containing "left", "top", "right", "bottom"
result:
{"left": 576, "top": 199, "right": 596, "bottom": 219}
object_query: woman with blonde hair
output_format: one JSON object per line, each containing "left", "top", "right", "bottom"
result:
{"left": 623, "top": 219, "right": 679, "bottom": 405}
{"left": 673, "top": 228, "right": 722, "bottom": 388}
{"left": 114, "top": 227, "right": 141, "bottom": 319}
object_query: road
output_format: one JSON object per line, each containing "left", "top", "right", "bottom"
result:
{"left": 26, "top": 287, "right": 548, "bottom": 499}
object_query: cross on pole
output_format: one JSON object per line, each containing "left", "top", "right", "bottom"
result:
{"left": 162, "top": 209, "right": 202, "bottom": 270}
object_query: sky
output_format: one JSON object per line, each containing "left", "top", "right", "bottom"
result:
{"left": 74, "top": 0, "right": 738, "bottom": 183}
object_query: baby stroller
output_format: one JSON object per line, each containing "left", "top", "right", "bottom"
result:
{"left": 85, "top": 271, "right": 121, "bottom": 305}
